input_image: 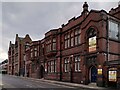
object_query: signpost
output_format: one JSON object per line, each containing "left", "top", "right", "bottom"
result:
{"left": 98, "top": 69, "right": 102, "bottom": 75}
{"left": 109, "top": 70, "right": 117, "bottom": 82}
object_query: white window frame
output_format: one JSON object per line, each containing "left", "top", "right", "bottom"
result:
{"left": 74, "top": 56, "right": 81, "bottom": 72}
{"left": 64, "top": 58, "right": 69, "bottom": 72}
{"left": 34, "top": 48, "right": 37, "bottom": 57}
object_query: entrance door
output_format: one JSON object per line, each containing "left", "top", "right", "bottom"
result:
{"left": 90, "top": 66, "right": 97, "bottom": 82}
{"left": 40, "top": 65, "right": 44, "bottom": 78}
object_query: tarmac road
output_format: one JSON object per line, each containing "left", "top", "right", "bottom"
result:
{"left": 1, "top": 74, "right": 79, "bottom": 90}
{"left": 1, "top": 74, "right": 109, "bottom": 90}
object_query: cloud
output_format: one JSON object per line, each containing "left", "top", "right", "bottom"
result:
{"left": 0, "top": 48, "right": 8, "bottom": 61}
{"left": 1, "top": 2, "right": 118, "bottom": 62}
{"left": 2, "top": 0, "right": 119, "bottom": 2}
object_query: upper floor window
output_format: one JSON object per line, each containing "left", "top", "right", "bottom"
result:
{"left": 15, "top": 54, "right": 18, "bottom": 62}
{"left": 25, "top": 42, "right": 30, "bottom": 49}
{"left": 34, "top": 47, "right": 37, "bottom": 57}
{"left": 15, "top": 47, "right": 18, "bottom": 53}
{"left": 46, "top": 38, "right": 56, "bottom": 52}
{"left": 52, "top": 38, "right": 56, "bottom": 50}
{"left": 12, "top": 50, "right": 14, "bottom": 54}
{"left": 64, "top": 27, "right": 81, "bottom": 49}
{"left": 31, "top": 49, "right": 33, "bottom": 57}
{"left": 41, "top": 44, "right": 44, "bottom": 55}
{"left": 87, "top": 28, "right": 97, "bottom": 52}
{"left": 109, "top": 20, "right": 119, "bottom": 40}
{"left": 9, "top": 57, "right": 11, "bottom": 64}
{"left": 46, "top": 39, "right": 51, "bottom": 52}
{"left": 65, "top": 34, "right": 70, "bottom": 49}
{"left": 75, "top": 28, "right": 81, "bottom": 46}
{"left": 70, "top": 31, "right": 74, "bottom": 47}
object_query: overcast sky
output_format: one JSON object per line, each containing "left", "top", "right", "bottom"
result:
{"left": 0, "top": 1, "right": 119, "bottom": 62}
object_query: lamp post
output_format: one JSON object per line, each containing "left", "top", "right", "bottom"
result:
{"left": 69, "top": 55, "right": 73, "bottom": 83}
{"left": 24, "top": 54, "right": 27, "bottom": 77}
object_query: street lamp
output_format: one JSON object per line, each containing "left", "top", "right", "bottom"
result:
{"left": 23, "top": 54, "right": 26, "bottom": 77}
{"left": 69, "top": 55, "right": 73, "bottom": 83}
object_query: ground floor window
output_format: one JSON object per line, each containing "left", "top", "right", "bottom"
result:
{"left": 47, "top": 60, "right": 56, "bottom": 73}
{"left": 74, "top": 56, "right": 81, "bottom": 72}
{"left": 64, "top": 58, "right": 69, "bottom": 72}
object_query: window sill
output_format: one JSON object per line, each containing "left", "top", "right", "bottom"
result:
{"left": 46, "top": 50, "right": 57, "bottom": 57}
{"left": 109, "top": 38, "right": 120, "bottom": 43}
{"left": 47, "top": 72, "right": 57, "bottom": 74}
{"left": 74, "top": 70, "right": 82, "bottom": 73}
{"left": 64, "top": 71, "right": 69, "bottom": 73}
{"left": 64, "top": 44, "right": 82, "bottom": 50}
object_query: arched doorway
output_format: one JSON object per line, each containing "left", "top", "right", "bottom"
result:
{"left": 39, "top": 65, "right": 44, "bottom": 78}
{"left": 89, "top": 66, "right": 97, "bottom": 82}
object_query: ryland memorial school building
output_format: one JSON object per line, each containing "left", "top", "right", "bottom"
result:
{"left": 8, "top": 2, "right": 120, "bottom": 88}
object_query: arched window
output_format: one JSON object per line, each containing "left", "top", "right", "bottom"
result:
{"left": 87, "top": 28, "right": 96, "bottom": 38}
{"left": 87, "top": 28, "right": 97, "bottom": 52}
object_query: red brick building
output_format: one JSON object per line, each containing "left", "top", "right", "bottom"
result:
{"left": 8, "top": 41, "right": 14, "bottom": 75}
{"left": 29, "top": 41, "right": 40, "bottom": 78}
{"left": 8, "top": 2, "right": 120, "bottom": 88}
{"left": 40, "top": 2, "right": 119, "bottom": 87}
{"left": 46, "top": 2, "right": 119, "bottom": 87}
{"left": 8, "top": 34, "right": 32, "bottom": 76}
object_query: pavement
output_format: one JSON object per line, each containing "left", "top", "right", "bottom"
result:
{"left": 16, "top": 76, "right": 109, "bottom": 90}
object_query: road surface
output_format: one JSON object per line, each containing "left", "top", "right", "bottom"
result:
{"left": 1, "top": 74, "right": 80, "bottom": 90}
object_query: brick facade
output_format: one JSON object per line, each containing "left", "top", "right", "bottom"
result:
{"left": 8, "top": 34, "right": 32, "bottom": 76}
{"left": 8, "top": 2, "right": 120, "bottom": 88}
